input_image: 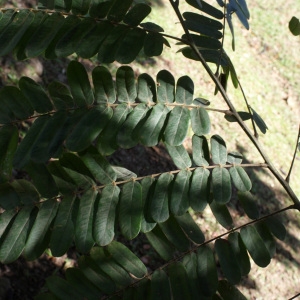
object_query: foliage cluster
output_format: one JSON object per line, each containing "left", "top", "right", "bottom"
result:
{"left": 0, "top": 0, "right": 299, "bottom": 299}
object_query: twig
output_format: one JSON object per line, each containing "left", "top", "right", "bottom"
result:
{"left": 286, "top": 124, "right": 300, "bottom": 183}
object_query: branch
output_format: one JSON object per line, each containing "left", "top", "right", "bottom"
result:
{"left": 169, "top": 0, "right": 300, "bottom": 210}
{"left": 286, "top": 124, "right": 300, "bottom": 183}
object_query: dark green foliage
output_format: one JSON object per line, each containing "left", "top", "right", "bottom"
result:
{"left": 0, "top": 0, "right": 295, "bottom": 299}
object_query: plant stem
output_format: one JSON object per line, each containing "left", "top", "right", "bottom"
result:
{"left": 286, "top": 124, "right": 300, "bottom": 183}
{"left": 169, "top": 0, "right": 300, "bottom": 210}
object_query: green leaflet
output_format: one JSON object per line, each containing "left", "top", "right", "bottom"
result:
{"left": 196, "top": 246, "right": 218, "bottom": 297}
{"left": 240, "top": 226, "right": 271, "bottom": 267}
{"left": 186, "top": 0, "right": 224, "bottom": 19}
{"left": 215, "top": 238, "right": 241, "bottom": 284}
{"left": 211, "top": 135, "right": 227, "bottom": 164}
{"left": 133, "top": 278, "right": 150, "bottom": 299}
{"left": 0, "top": 10, "right": 35, "bottom": 57}
{"left": 168, "top": 262, "right": 192, "bottom": 300}
{"left": 92, "top": 66, "right": 116, "bottom": 104}
{"left": 19, "top": 77, "right": 53, "bottom": 113}
{"left": 66, "top": 106, "right": 113, "bottom": 152}
{"left": 97, "top": 25, "right": 129, "bottom": 64}
{"left": 24, "top": 199, "right": 59, "bottom": 260}
{"left": 0, "top": 86, "right": 33, "bottom": 120}
{"left": 144, "top": 32, "right": 164, "bottom": 57}
{"left": 192, "top": 135, "right": 209, "bottom": 166}
{"left": 225, "top": 9, "right": 235, "bottom": 51}
{"left": 228, "top": 232, "right": 251, "bottom": 276}
{"left": 25, "top": 12, "right": 65, "bottom": 58}
{"left": 183, "top": 12, "right": 223, "bottom": 40}
{"left": 229, "top": 0, "right": 250, "bottom": 30}
{"left": 0, "top": 125, "right": 18, "bottom": 183}
{"left": 25, "top": 161, "right": 59, "bottom": 198}
{"left": 76, "top": 22, "right": 113, "bottom": 59}
{"left": 44, "top": 14, "right": 81, "bottom": 59}
{"left": 137, "top": 73, "right": 156, "bottom": 103}
{"left": 106, "top": 241, "right": 147, "bottom": 279}
{"left": 0, "top": 205, "right": 36, "bottom": 264}
{"left": 165, "top": 143, "right": 192, "bottom": 169}
{"left": 10, "top": 180, "right": 40, "bottom": 206}
{"left": 212, "top": 167, "right": 232, "bottom": 204}
{"left": 50, "top": 196, "right": 76, "bottom": 257}
{"left": 227, "top": 151, "right": 243, "bottom": 164}
{"left": 175, "top": 212, "right": 205, "bottom": 244}
{"left": 170, "top": 170, "right": 191, "bottom": 216}
{"left": 191, "top": 107, "right": 211, "bottom": 136}
{"left": 140, "top": 177, "right": 156, "bottom": 233}
{"left": 67, "top": 61, "right": 94, "bottom": 107}
{"left": 48, "top": 81, "right": 74, "bottom": 110}
{"left": 238, "top": 191, "right": 260, "bottom": 220}
{"left": 0, "top": 10, "right": 16, "bottom": 32}
{"left": 182, "top": 253, "right": 204, "bottom": 299}
{"left": 93, "top": 185, "right": 120, "bottom": 246}
{"left": 151, "top": 269, "right": 171, "bottom": 300}
{"left": 71, "top": 0, "right": 91, "bottom": 15}
{"left": 139, "top": 103, "right": 169, "bottom": 147}
{"left": 149, "top": 172, "right": 174, "bottom": 223}
{"left": 62, "top": 165, "right": 94, "bottom": 190}
{"left": 119, "top": 181, "right": 142, "bottom": 240}
{"left": 145, "top": 226, "right": 176, "bottom": 261}
{"left": 0, "top": 183, "right": 22, "bottom": 210}
{"left": 115, "top": 28, "right": 146, "bottom": 64}
{"left": 46, "top": 276, "right": 88, "bottom": 300}
{"left": 157, "top": 70, "right": 175, "bottom": 103}
{"left": 116, "top": 66, "right": 137, "bottom": 103}
{"left": 124, "top": 3, "right": 152, "bottom": 26}
{"left": 218, "top": 280, "right": 247, "bottom": 300}
{"left": 159, "top": 216, "right": 191, "bottom": 252}
{"left": 59, "top": 17, "right": 98, "bottom": 57}
{"left": 229, "top": 166, "right": 252, "bottom": 192}
{"left": 209, "top": 200, "right": 234, "bottom": 229}
{"left": 13, "top": 116, "right": 50, "bottom": 169}
{"left": 97, "top": 103, "right": 132, "bottom": 155}
{"left": 47, "top": 161, "right": 77, "bottom": 195}
{"left": 78, "top": 256, "right": 114, "bottom": 295}
{"left": 88, "top": 0, "right": 112, "bottom": 18}
{"left": 54, "top": 16, "right": 90, "bottom": 58}
{"left": 140, "top": 22, "right": 164, "bottom": 32}
{"left": 117, "top": 103, "right": 149, "bottom": 149}
{"left": 175, "top": 75, "right": 194, "bottom": 104}
{"left": 265, "top": 216, "right": 286, "bottom": 241}
{"left": 80, "top": 147, "right": 116, "bottom": 184}
{"left": 65, "top": 268, "right": 100, "bottom": 300}
{"left": 189, "top": 168, "right": 210, "bottom": 212}
{"left": 250, "top": 106, "right": 268, "bottom": 134}
{"left": 289, "top": 16, "right": 300, "bottom": 36}
{"left": 59, "top": 152, "right": 94, "bottom": 181}
{"left": 74, "top": 189, "right": 97, "bottom": 253}
{"left": 255, "top": 221, "right": 276, "bottom": 258}
{"left": 90, "top": 247, "right": 133, "bottom": 288}
{"left": 182, "top": 33, "right": 222, "bottom": 50}
{"left": 107, "top": 0, "right": 133, "bottom": 23}
{"left": 0, "top": 209, "right": 17, "bottom": 238}
{"left": 164, "top": 106, "right": 190, "bottom": 146}
{"left": 112, "top": 166, "right": 137, "bottom": 181}
{"left": 30, "top": 110, "right": 69, "bottom": 164}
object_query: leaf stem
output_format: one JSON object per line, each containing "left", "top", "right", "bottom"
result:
{"left": 103, "top": 203, "right": 294, "bottom": 299}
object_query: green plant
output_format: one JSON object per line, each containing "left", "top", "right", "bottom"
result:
{"left": 0, "top": 0, "right": 299, "bottom": 299}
